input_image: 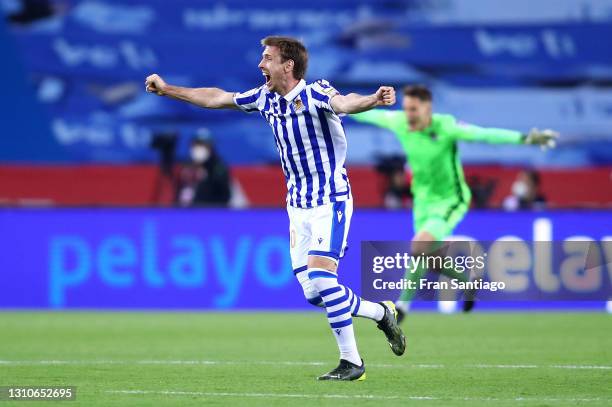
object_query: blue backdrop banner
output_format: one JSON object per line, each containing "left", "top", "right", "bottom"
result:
{"left": 0, "top": 209, "right": 610, "bottom": 309}
{"left": 2, "top": 0, "right": 612, "bottom": 165}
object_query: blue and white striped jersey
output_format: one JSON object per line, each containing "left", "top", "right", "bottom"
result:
{"left": 233, "top": 79, "right": 352, "bottom": 208}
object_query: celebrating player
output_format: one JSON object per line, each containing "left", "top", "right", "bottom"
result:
{"left": 145, "top": 36, "right": 405, "bottom": 381}
{"left": 351, "top": 85, "right": 558, "bottom": 319}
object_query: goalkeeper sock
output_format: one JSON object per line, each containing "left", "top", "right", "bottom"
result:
{"left": 309, "top": 268, "right": 362, "bottom": 366}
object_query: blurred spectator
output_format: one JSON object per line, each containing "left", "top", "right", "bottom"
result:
{"left": 467, "top": 175, "right": 496, "bottom": 209}
{"left": 384, "top": 168, "right": 412, "bottom": 209}
{"left": 176, "top": 131, "right": 231, "bottom": 207}
{"left": 503, "top": 170, "right": 547, "bottom": 211}
{"left": 150, "top": 131, "right": 178, "bottom": 205}
{"left": 375, "top": 155, "right": 412, "bottom": 208}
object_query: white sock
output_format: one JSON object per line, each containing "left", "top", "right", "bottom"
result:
{"left": 356, "top": 299, "right": 385, "bottom": 321}
{"left": 343, "top": 285, "right": 385, "bottom": 321}
{"left": 309, "top": 268, "right": 362, "bottom": 366}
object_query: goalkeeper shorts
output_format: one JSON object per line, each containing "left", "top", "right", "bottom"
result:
{"left": 413, "top": 198, "right": 469, "bottom": 241}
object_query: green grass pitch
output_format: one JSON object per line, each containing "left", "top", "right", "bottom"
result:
{"left": 1, "top": 312, "right": 610, "bottom": 406}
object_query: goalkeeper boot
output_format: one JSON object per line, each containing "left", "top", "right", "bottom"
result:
{"left": 462, "top": 278, "right": 482, "bottom": 313}
{"left": 377, "top": 301, "right": 406, "bottom": 356}
{"left": 317, "top": 359, "right": 366, "bottom": 381}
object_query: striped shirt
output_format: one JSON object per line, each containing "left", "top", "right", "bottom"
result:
{"left": 233, "top": 79, "right": 351, "bottom": 208}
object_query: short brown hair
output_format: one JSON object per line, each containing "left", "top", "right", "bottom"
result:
{"left": 261, "top": 36, "right": 308, "bottom": 80}
{"left": 403, "top": 85, "right": 432, "bottom": 102}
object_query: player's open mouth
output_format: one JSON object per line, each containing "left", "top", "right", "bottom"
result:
{"left": 262, "top": 73, "right": 271, "bottom": 86}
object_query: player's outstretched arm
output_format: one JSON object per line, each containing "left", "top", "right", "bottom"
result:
{"left": 452, "top": 121, "right": 559, "bottom": 150}
{"left": 331, "top": 86, "right": 395, "bottom": 114}
{"left": 145, "top": 74, "right": 237, "bottom": 110}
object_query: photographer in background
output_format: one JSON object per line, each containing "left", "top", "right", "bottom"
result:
{"left": 177, "top": 130, "right": 231, "bottom": 207}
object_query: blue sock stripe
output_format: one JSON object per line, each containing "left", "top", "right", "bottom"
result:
{"left": 348, "top": 288, "right": 355, "bottom": 308}
{"left": 323, "top": 286, "right": 348, "bottom": 310}
{"left": 342, "top": 286, "right": 361, "bottom": 316}
{"left": 325, "top": 291, "right": 349, "bottom": 308}
{"left": 293, "top": 265, "right": 308, "bottom": 275}
{"left": 327, "top": 305, "right": 352, "bottom": 318}
{"left": 354, "top": 295, "right": 361, "bottom": 314}
{"left": 319, "top": 286, "right": 342, "bottom": 298}
{"left": 344, "top": 286, "right": 352, "bottom": 304}
{"left": 308, "top": 270, "right": 337, "bottom": 280}
{"left": 347, "top": 289, "right": 358, "bottom": 315}
{"left": 307, "top": 296, "right": 323, "bottom": 306}
{"left": 350, "top": 295, "right": 355, "bottom": 312}
{"left": 330, "top": 318, "right": 353, "bottom": 329}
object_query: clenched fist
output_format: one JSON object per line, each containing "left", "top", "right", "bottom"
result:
{"left": 375, "top": 86, "right": 395, "bottom": 106}
{"left": 145, "top": 74, "right": 167, "bottom": 96}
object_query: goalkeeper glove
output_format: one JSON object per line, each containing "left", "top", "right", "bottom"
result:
{"left": 524, "top": 128, "right": 559, "bottom": 150}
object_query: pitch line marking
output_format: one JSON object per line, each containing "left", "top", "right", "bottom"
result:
{"left": 0, "top": 360, "right": 442, "bottom": 368}
{"left": 106, "top": 389, "right": 609, "bottom": 403}
{"left": 470, "top": 364, "right": 612, "bottom": 370}
{"left": 107, "top": 390, "right": 432, "bottom": 401}
{"left": 0, "top": 360, "right": 610, "bottom": 370}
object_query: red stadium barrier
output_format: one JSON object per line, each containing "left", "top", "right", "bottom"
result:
{"left": 0, "top": 164, "right": 610, "bottom": 207}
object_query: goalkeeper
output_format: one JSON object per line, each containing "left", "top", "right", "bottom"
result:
{"left": 351, "top": 85, "right": 558, "bottom": 319}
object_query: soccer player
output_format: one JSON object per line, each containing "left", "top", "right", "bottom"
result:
{"left": 351, "top": 85, "right": 558, "bottom": 319}
{"left": 145, "top": 36, "right": 405, "bottom": 381}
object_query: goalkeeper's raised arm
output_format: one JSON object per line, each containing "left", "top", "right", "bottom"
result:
{"left": 350, "top": 84, "right": 559, "bottom": 150}
{"left": 450, "top": 119, "right": 559, "bottom": 149}
{"left": 145, "top": 73, "right": 238, "bottom": 110}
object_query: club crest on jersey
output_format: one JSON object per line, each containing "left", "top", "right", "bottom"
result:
{"left": 293, "top": 98, "right": 304, "bottom": 111}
